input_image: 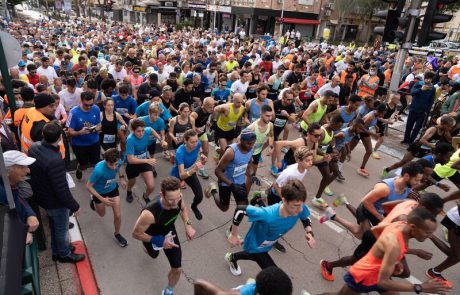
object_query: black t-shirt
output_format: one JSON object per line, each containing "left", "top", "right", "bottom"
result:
{"left": 286, "top": 72, "right": 303, "bottom": 86}
{"left": 124, "top": 56, "right": 141, "bottom": 66}
{"left": 273, "top": 99, "right": 295, "bottom": 129}
{"left": 144, "top": 198, "right": 181, "bottom": 236}
{"left": 173, "top": 88, "right": 193, "bottom": 109}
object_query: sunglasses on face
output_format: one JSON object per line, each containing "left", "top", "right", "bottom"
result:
{"left": 83, "top": 102, "right": 94, "bottom": 107}
{"left": 310, "top": 133, "right": 322, "bottom": 138}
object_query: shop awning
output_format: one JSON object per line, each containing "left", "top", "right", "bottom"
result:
{"left": 276, "top": 17, "right": 320, "bottom": 25}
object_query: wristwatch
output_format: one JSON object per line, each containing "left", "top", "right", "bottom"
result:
{"left": 414, "top": 284, "right": 423, "bottom": 294}
{"left": 185, "top": 220, "right": 192, "bottom": 226}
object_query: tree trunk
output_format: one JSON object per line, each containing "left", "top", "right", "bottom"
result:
{"left": 75, "top": 0, "right": 81, "bottom": 17}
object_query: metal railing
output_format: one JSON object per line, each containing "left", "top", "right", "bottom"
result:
{"left": 21, "top": 234, "right": 41, "bottom": 295}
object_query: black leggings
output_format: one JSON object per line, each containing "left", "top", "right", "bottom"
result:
{"left": 233, "top": 251, "right": 277, "bottom": 269}
{"left": 184, "top": 173, "right": 203, "bottom": 206}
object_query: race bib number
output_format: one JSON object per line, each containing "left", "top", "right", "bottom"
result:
{"left": 116, "top": 108, "right": 128, "bottom": 115}
{"left": 233, "top": 163, "right": 248, "bottom": 178}
{"left": 135, "top": 152, "right": 148, "bottom": 159}
{"left": 274, "top": 118, "right": 286, "bottom": 128}
{"left": 258, "top": 240, "right": 277, "bottom": 249}
{"left": 103, "top": 134, "right": 116, "bottom": 144}
{"left": 176, "top": 132, "right": 185, "bottom": 143}
{"left": 319, "top": 145, "right": 328, "bottom": 153}
{"left": 228, "top": 122, "right": 237, "bottom": 127}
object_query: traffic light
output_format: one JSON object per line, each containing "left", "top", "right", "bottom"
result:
{"left": 417, "top": 0, "right": 455, "bottom": 46}
{"left": 374, "top": 0, "right": 407, "bottom": 43}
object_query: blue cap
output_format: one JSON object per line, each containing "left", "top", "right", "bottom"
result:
{"left": 18, "top": 61, "right": 26, "bottom": 67}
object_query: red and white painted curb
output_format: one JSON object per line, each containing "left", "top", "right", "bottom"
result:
{"left": 69, "top": 216, "right": 99, "bottom": 295}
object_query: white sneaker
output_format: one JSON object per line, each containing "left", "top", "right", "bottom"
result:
{"left": 312, "top": 197, "right": 328, "bottom": 209}
{"left": 225, "top": 252, "right": 242, "bottom": 276}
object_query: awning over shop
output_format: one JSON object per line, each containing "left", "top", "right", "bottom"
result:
{"left": 276, "top": 17, "right": 320, "bottom": 25}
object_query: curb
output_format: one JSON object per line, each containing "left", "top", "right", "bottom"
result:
{"left": 69, "top": 216, "right": 100, "bottom": 295}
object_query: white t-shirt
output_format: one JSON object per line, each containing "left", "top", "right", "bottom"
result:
{"left": 109, "top": 68, "right": 127, "bottom": 82}
{"left": 276, "top": 163, "right": 308, "bottom": 187}
{"left": 317, "top": 83, "right": 340, "bottom": 97}
{"left": 59, "top": 88, "right": 83, "bottom": 111}
{"left": 447, "top": 206, "right": 460, "bottom": 226}
{"left": 37, "top": 66, "right": 58, "bottom": 82}
{"left": 54, "top": 103, "right": 66, "bottom": 120}
{"left": 230, "top": 80, "right": 249, "bottom": 95}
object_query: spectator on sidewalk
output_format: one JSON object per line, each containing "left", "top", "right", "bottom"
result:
{"left": 402, "top": 71, "right": 436, "bottom": 144}
{"left": 28, "top": 122, "right": 85, "bottom": 263}
{"left": 1, "top": 150, "right": 39, "bottom": 244}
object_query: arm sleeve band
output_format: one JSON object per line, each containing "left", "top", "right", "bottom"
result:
{"left": 301, "top": 217, "right": 312, "bottom": 229}
{"left": 150, "top": 235, "right": 165, "bottom": 248}
{"left": 232, "top": 205, "right": 248, "bottom": 226}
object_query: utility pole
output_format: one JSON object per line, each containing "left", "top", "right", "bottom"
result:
{"left": 389, "top": 0, "right": 422, "bottom": 92}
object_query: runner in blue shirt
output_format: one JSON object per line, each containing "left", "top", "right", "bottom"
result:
{"left": 113, "top": 84, "right": 137, "bottom": 124}
{"left": 135, "top": 95, "right": 172, "bottom": 122}
{"left": 66, "top": 91, "right": 101, "bottom": 180}
{"left": 212, "top": 77, "right": 232, "bottom": 104}
{"left": 86, "top": 148, "right": 128, "bottom": 247}
{"left": 170, "top": 129, "right": 207, "bottom": 221}
{"left": 225, "top": 179, "right": 315, "bottom": 276}
{"left": 125, "top": 119, "right": 168, "bottom": 204}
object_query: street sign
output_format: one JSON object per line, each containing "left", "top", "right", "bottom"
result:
{"left": 0, "top": 31, "right": 21, "bottom": 68}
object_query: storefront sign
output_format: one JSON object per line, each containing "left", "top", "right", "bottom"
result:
{"left": 207, "top": 4, "right": 231, "bottom": 14}
{"left": 133, "top": 6, "right": 146, "bottom": 12}
{"left": 189, "top": 3, "right": 207, "bottom": 10}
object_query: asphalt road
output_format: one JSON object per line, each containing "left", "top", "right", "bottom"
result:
{"left": 69, "top": 130, "right": 459, "bottom": 295}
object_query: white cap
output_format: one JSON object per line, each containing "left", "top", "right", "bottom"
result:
{"left": 4, "top": 151, "right": 36, "bottom": 167}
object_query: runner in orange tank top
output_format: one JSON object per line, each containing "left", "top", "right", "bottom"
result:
{"left": 320, "top": 208, "right": 450, "bottom": 295}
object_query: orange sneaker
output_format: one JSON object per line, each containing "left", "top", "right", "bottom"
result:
{"left": 320, "top": 259, "right": 334, "bottom": 281}
{"left": 426, "top": 268, "right": 453, "bottom": 288}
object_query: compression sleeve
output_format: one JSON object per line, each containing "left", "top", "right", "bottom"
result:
{"left": 301, "top": 217, "right": 312, "bottom": 229}
{"left": 232, "top": 205, "right": 248, "bottom": 226}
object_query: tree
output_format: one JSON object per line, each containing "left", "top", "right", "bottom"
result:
{"left": 332, "top": 0, "right": 359, "bottom": 41}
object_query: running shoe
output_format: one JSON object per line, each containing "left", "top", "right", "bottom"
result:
{"left": 336, "top": 171, "right": 345, "bottom": 182}
{"left": 161, "top": 286, "right": 174, "bottom": 295}
{"left": 251, "top": 175, "right": 261, "bottom": 186}
{"left": 198, "top": 168, "right": 209, "bottom": 179}
{"left": 333, "top": 194, "right": 349, "bottom": 207}
{"left": 273, "top": 241, "right": 286, "bottom": 253}
{"left": 320, "top": 259, "right": 334, "bottom": 281}
{"left": 162, "top": 150, "right": 170, "bottom": 159}
{"left": 142, "top": 193, "right": 150, "bottom": 204}
{"left": 320, "top": 207, "right": 336, "bottom": 224}
{"left": 426, "top": 268, "right": 453, "bottom": 288}
{"left": 248, "top": 191, "right": 262, "bottom": 206}
{"left": 90, "top": 199, "right": 95, "bottom": 211}
{"left": 357, "top": 168, "right": 370, "bottom": 177}
{"left": 443, "top": 227, "right": 449, "bottom": 241}
{"left": 180, "top": 180, "right": 186, "bottom": 189}
{"left": 381, "top": 167, "right": 390, "bottom": 179}
{"left": 76, "top": 169, "right": 82, "bottom": 180}
{"left": 114, "top": 233, "right": 128, "bottom": 247}
{"left": 371, "top": 152, "right": 381, "bottom": 160}
{"left": 191, "top": 204, "right": 203, "bottom": 220}
{"left": 271, "top": 166, "right": 280, "bottom": 177}
{"left": 324, "top": 186, "right": 334, "bottom": 196}
{"left": 225, "top": 253, "right": 242, "bottom": 276}
{"left": 126, "top": 190, "right": 133, "bottom": 203}
{"left": 312, "top": 197, "right": 328, "bottom": 209}
{"left": 281, "top": 147, "right": 289, "bottom": 154}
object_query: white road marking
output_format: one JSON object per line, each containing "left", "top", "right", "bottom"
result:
{"left": 309, "top": 208, "right": 344, "bottom": 233}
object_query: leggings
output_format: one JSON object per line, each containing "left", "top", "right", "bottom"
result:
{"left": 233, "top": 251, "right": 277, "bottom": 269}
{"left": 185, "top": 173, "right": 203, "bottom": 206}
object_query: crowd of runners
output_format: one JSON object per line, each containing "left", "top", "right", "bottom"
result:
{"left": 2, "top": 15, "right": 460, "bottom": 295}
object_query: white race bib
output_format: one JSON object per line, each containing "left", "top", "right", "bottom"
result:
{"left": 233, "top": 163, "right": 248, "bottom": 178}
{"left": 135, "top": 152, "right": 148, "bottom": 159}
{"left": 104, "top": 178, "right": 115, "bottom": 188}
{"left": 176, "top": 132, "right": 185, "bottom": 143}
{"left": 274, "top": 118, "right": 286, "bottom": 128}
{"left": 258, "top": 240, "right": 277, "bottom": 249}
{"left": 103, "top": 134, "right": 116, "bottom": 144}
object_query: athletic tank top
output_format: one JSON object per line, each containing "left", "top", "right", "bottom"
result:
{"left": 307, "top": 99, "right": 327, "bottom": 123}
{"left": 217, "top": 104, "right": 243, "bottom": 132}
{"left": 366, "top": 111, "right": 378, "bottom": 128}
{"left": 253, "top": 120, "right": 271, "bottom": 155}
{"left": 173, "top": 116, "right": 192, "bottom": 143}
{"left": 194, "top": 106, "right": 209, "bottom": 136}
{"left": 269, "top": 74, "right": 282, "bottom": 92}
{"left": 340, "top": 106, "right": 356, "bottom": 127}
{"left": 249, "top": 98, "right": 269, "bottom": 123}
{"left": 319, "top": 126, "right": 334, "bottom": 154}
{"left": 335, "top": 127, "right": 354, "bottom": 150}
{"left": 222, "top": 143, "right": 254, "bottom": 186}
{"left": 380, "top": 200, "right": 417, "bottom": 226}
{"left": 144, "top": 198, "right": 182, "bottom": 236}
{"left": 434, "top": 149, "right": 460, "bottom": 178}
{"left": 100, "top": 111, "right": 118, "bottom": 146}
{"left": 349, "top": 222, "right": 408, "bottom": 287}
{"left": 374, "top": 178, "right": 411, "bottom": 216}
{"left": 246, "top": 74, "right": 260, "bottom": 96}
{"left": 284, "top": 137, "right": 308, "bottom": 165}
{"left": 358, "top": 104, "right": 370, "bottom": 117}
